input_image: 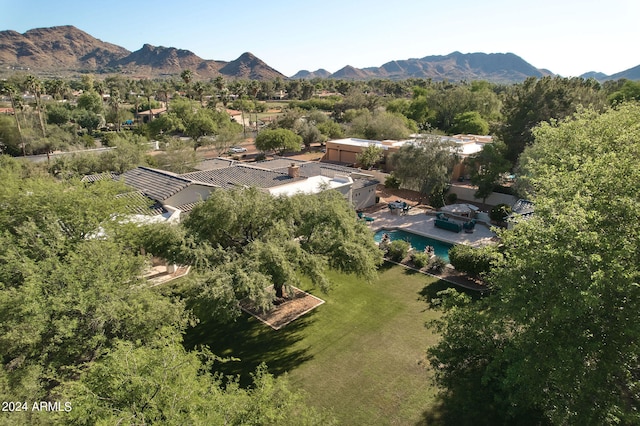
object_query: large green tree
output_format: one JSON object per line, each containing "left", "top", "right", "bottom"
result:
{"left": 428, "top": 104, "right": 640, "bottom": 425}
{"left": 389, "top": 135, "right": 456, "bottom": 206}
{"left": 497, "top": 76, "right": 606, "bottom": 163}
{"left": 347, "top": 109, "right": 415, "bottom": 140}
{"left": 255, "top": 128, "right": 302, "bottom": 155}
{"left": 0, "top": 156, "right": 333, "bottom": 424}
{"left": 356, "top": 144, "right": 384, "bottom": 169}
{"left": 148, "top": 187, "right": 382, "bottom": 307}
{"left": 0, "top": 160, "right": 184, "bottom": 401}
{"left": 61, "top": 332, "right": 332, "bottom": 425}
{"left": 468, "top": 140, "right": 511, "bottom": 202}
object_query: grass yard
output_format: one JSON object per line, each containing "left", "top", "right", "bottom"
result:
{"left": 182, "top": 265, "right": 465, "bottom": 425}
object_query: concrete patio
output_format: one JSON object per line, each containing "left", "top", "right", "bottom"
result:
{"left": 366, "top": 207, "right": 497, "bottom": 248}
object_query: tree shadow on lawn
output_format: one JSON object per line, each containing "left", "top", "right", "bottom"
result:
{"left": 184, "top": 307, "right": 317, "bottom": 387}
{"left": 416, "top": 389, "right": 544, "bottom": 426}
{"left": 377, "top": 261, "right": 395, "bottom": 272}
{"left": 418, "top": 279, "right": 485, "bottom": 306}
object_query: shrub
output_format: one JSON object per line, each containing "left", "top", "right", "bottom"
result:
{"left": 428, "top": 256, "right": 447, "bottom": 274}
{"left": 429, "top": 189, "right": 446, "bottom": 209}
{"left": 489, "top": 203, "right": 512, "bottom": 222}
{"left": 101, "top": 132, "right": 119, "bottom": 147}
{"left": 448, "top": 244, "right": 502, "bottom": 278}
{"left": 411, "top": 252, "right": 430, "bottom": 269}
{"left": 386, "top": 240, "right": 410, "bottom": 262}
{"left": 446, "top": 192, "right": 458, "bottom": 204}
{"left": 385, "top": 173, "right": 400, "bottom": 189}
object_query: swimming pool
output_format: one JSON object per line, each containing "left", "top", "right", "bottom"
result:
{"left": 374, "top": 229, "right": 453, "bottom": 262}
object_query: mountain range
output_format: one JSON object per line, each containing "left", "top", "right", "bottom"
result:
{"left": 1, "top": 26, "right": 638, "bottom": 82}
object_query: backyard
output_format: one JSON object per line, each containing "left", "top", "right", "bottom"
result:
{"left": 178, "top": 264, "right": 478, "bottom": 425}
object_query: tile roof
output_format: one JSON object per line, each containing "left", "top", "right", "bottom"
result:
{"left": 119, "top": 167, "right": 194, "bottom": 201}
{"left": 275, "top": 161, "right": 360, "bottom": 178}
{"left": 137, "top": 107, "right": 167, "bottom": 116}
{"left": 194, "top": 157, "right": 236, "bottom": 171}
{"left": 115, "top": 191, "right": 168, "bottom": 216}
{"left": 174, "top": 200, "right": 204, "bottom": 213}
{"left": 182, "top": 164, "right": 305, "bottom": 189}
{"left": 81, "top": 172, "right": 119, "bottom": 182}
{"left": 252, "top": 158, "right": 306, "bottom": 171}
{"left": 251, "top": 158, "right": 361, "bottom": 178}
{"left": 511, "top": 199, "right": 535, "bottom": 216}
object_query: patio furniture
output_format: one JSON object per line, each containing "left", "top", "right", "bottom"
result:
{"left": 463, "top": 219, "right": 476, "bottom": 233}
{"left": 358, "top": 211, "right": 375, "bottom": 222}
{"left": 435, "top": 216, "right": 462, "bottom": 233}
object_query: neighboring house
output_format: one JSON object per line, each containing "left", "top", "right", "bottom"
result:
{"left": 446, "top": 134, "right": 493, "bottom": 180}
{"left": 324, "top": 138, "right": 406, "bottom": 165}
{"left": 225, "top": 109, "right": 243, "bottom": 125}
{"left": 324, "top": 134, "right": 493, "bottom": 180}
{"left": 136, "top": 107, "right": 167, "bottom": 123}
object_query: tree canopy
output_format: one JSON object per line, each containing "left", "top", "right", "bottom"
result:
{"left": 151, "top": 187, "right": 383, "bottom": 305}
{"left": 0, "top": 157, "right": 335, "bottom": 424}
{"left": 468, "top": 139, "right": 511, "bottom": 202}
{"left": 497, "top": 76, "right": 606, "bottom": 163}
{"left": 255, "top": 128, "right": 302, "bottom": 155}
{"left": 356, "top": 144, "right": 384, "bottom": 169}
{"left": 428, "top": 103, "right": 640, "bottom": 425}
{"left": 389, "top": 135, "right": 456, "bottom": 205}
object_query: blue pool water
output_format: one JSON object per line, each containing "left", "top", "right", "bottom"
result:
{"left": 374, "top": 229, "right": 453, "bottom": 262}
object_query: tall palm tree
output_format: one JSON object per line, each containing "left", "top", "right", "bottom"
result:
{"left": 0, "top": 83, "right": 26, "bottom": 156}
{"left": 192, "top": 81, "right": 206, "bottom": 106}
{"left": 229, "top": 81, "right": 248, "bottom": 137}
{"left": 248, "top": 80, "right": 261, "bottom": 131}
{"left": 45, "top": 79, "right": 69, "bottom": 101}
{"left": 140, "top": 79, "right": 157, "bottom": 122}
{"left": 109, "top": 88, "right": 122, "bottom": 131}
{"left": 24, "top": 74, "right": 46, "bottom": 138}
{"left": 180, "top": 70, "right": 193, "bottom": 98}
{"left": 156, "top": 80, "right": 173, "bottom": 112}
{"left": 213, "top": 76, "right": 226, "bottom": 106}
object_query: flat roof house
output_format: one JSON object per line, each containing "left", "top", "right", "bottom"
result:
{"left": 324, "top": 134, "right": 493, "bottom": 180}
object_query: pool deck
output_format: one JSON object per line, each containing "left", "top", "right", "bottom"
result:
{"left": 367, "top": 208, "right": 497, "bottom": 248}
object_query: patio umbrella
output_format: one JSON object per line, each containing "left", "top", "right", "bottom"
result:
{"left": 440, "top": 203, "right": 473, "bottom": 216}
{"left": 465, "top": 204, "right": 480, "bottom": 211}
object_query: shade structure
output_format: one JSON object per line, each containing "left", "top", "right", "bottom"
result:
{"left": 440, "top": 203, "right": 473, "bottom": 215}
{"left": 465, "top": 203, "right": 480, "bottom": 211}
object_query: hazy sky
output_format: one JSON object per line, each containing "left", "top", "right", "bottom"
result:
{"left": 1, "top": 0, "right": 638, "bottom": 77}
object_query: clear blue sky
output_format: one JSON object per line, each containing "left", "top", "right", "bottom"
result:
{"left": 1, "top": 0, "right": 638, "bottom": 77}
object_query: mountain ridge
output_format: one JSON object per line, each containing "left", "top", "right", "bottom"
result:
{"left": 1, "top": 25, "right": 638, "bottom": 82}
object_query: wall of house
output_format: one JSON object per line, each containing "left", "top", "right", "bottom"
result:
{"left": 448, "top": 184, "right": 517, "bottom": 207}
{"left": 164, "top": 184, "right": 216, "bottom": 209}
{"left": 352, "top": 183, "right": 377, "bottom": 210}
{"left": 326, "top": 146, "right": 358, "bottom": 164}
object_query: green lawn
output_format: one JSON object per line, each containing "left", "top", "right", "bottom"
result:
{"left": 182, "top": 265, "right": 463, "bottom": 425}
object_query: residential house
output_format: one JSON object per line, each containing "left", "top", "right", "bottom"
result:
{"left": 136, "top": 107, "right": 167, "bottom": 123}
{"left": 83, "top": 159, "right": 379, "bottom": 224}
{"left": 324, "top": 134, "right": 493, "bottom": 180}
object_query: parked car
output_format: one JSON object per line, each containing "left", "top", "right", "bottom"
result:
{"left": 228, "top": 146, "right": 247, "bottom": 153}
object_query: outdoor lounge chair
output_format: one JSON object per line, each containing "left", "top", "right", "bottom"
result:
{"left": 358, "top": 212, "right": 375, "bottom": 222}
{"left": 463, "top": 219, "right": 476, "bottom": 233}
